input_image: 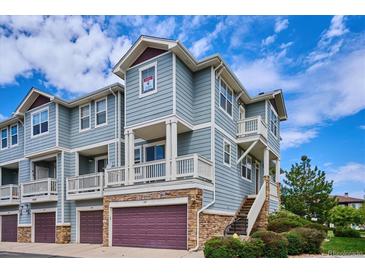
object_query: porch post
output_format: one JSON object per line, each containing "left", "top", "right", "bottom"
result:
{"left": 129, "top": 130, "right": 135, "bottom": 184}
{"left": 263, "top": 147, "right": 270, "bottom": 176}
{"left": 124, "top": 131, "right": 129, "bottom": 183}
{"left": 165, "top": 120, "right": 172, "bottom": 180}
{"left": 171, "top": 118, "right": 177, "bottom": 180}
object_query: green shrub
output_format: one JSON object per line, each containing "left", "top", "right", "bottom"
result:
{"left": 269, "top": 210, "right": 310, "bottom": 225}
{"left": 239, "top": 239, "right": 265, "bottom": 258}
{"left": 268, "top": 218, "right": 304, "bottom": 233}
{"left": 334, "top": 227, "right": 361, "bottom": 238}
{"left": 204, "top": 237, "right": 242, "bottom": 258}
{"left": 303, "top": 222, "right": 328, "bottom": 233}
{"left": 251, "top": 230, "right": 289, "bottom": 258}
{"left": 282, "top": 231, "right": 304, "bottom": 255}
{"left": 291, "top": 227, "right": 326, "bottom": 254}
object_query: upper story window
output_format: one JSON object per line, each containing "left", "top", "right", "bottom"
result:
{"left": 139, "top": 62, "right": 157, "bottom": 97}
{"left": 1, "top": 128, "right": 8, "bottom": 149}
{"left": 223, "top": 139, "right": 231, "bottom": 166}
{"left": 79, "top": 104, "right": 91, "bottom": 131}
{"left": 219, "top": 79, "right": 233, "bottom": 117}
{"left": 95, "top": 98, "right": 107, "bottom": 127}
{"left": 145, "top": 143, "right": 165, "bottom": 162}
{"left": 241, "top": 155, "right": 252, "bottom": 181}
{"left": 32, "top": 108, "right": 49, "bottom": 137}
{"left": 134, "top": 146, "right": 142, "bottom": 164}
{"left": 10, "top": 124, "right": 18, "bottom": 146}
{"left": 270, "top": 107, "right": 279, "bottom": 138}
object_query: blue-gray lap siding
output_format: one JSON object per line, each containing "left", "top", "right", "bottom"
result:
{"left": 18, "top": 159, "right": 31, "bottom": 225}
{"left": 0, "top": 122, "right": 24, "bottom": 163}
{"left": 245, "top": 101, "right": 266, "bottom": 121}
{"left": 267, "top": 102, "right": 280, "bottom": 156}
{"left": 176, "top": 57, "right": 193, "bottom": 124}
{"left": 269, "top": 198, "right": 280, "bottom": 213}
{"left": 24, "top": 103, "right": 56, "bottom": 155}
{"left": 203, "top": 189, "right": 214, "bottom": 207}
{"left": 125, "top": 52, "right": 173, "bottom": 127}
{"left": 193, "top": 68, "right": 211, "bottom": 125}
{"left": 177, "top": 128, "right": 211, "bottom": 160}
{"left": 68, "top": 94, "right": 117, "bottom": 149}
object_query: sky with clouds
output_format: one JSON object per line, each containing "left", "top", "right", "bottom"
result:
{"left": 0, "top": 15, "right": 364, "bottom": 197}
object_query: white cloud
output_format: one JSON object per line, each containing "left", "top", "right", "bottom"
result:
{"left": 274, "top": 18, "right": 289, "bottom": 33}
{"left": 0, "top": 113, "right": 7, "bottom": 121}
{"left": 0, "top": 16, "right": 132, "bottom": 95}
{"left": 327, "top": 162, "right": 365, "bottom": 185}
{"left": 360, "top": 125, "right": 365, "bottom": 130}
{"left": 280, "top": 128, "right": 318, "bottom": 150}
{"left": 261, "top": 35, "right": 276, "bottom": 46}
{"left": 322, "top": 15, "right": 348, "bottom": 42}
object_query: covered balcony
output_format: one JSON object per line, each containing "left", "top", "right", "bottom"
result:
{"left": 66, "top": 145, "right": 108, "bottom": 200}
{"left": 237, "top": 115, "right": 268, "bottom": 142}
{"left": 0, "top": 162, "right": 20, "bottom": 206}
{"left": 21, "top": 156, "right": 58, "bottom": 203}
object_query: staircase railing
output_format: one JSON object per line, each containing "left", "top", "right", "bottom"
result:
{"left": 223, "top": 196, "right": 248, "bottom": 236}
{"left": 224, "top": 217, "right": 247, "bottom": 236}
{"left": 246, "top": 181, "right": 266, "bottom": 235}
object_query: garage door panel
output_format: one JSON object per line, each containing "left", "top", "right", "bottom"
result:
{"left": 35, "top": 212, "right": 55, "bottom": 243}
{"left": 1, "top": 214, "right": 17, "bottom": 242}
{"left": 79, "top": 210, "right": 103, "bottom": 244}
{"left": 112, "top": 204, "right": 187, "bottom": 249}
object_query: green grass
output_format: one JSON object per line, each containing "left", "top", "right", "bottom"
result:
{"left": 322, "top": 237, "right": 365, "bottom": 255}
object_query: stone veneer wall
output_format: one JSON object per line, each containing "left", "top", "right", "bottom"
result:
{"left": 17, "top": 226, "right": 32, "bottom": 243}
{"left": 56, "top": 225, "right": 71, "bottom": 244}
{"left": 252, "top": 176, "right": 270, "bottom": 232}
{"left": 102, "top": 188, "right": 202, "bottom": 249}
{"left": 199, "top": 213, "right": 232, "bottom": 246}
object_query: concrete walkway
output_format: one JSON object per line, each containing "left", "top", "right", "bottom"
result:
{"left": 0, "top": 242, "right": 204, "bottom": 258}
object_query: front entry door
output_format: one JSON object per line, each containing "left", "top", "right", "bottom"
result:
{"left": 96, "top": 157, "right": 108, "bottom": 173}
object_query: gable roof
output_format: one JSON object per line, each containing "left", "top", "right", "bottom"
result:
{"left": 113, "top": 35, "right": 288, "bottom": 121}
{"left": 333, "top": 195, "right": 364, "bottom": 204}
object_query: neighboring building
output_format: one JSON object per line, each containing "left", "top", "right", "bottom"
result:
{"left": 0, "top": 35, "right": 287, "bottom": 250}
{"left": 333, "top": 193, "right": 364, "bottom": 209}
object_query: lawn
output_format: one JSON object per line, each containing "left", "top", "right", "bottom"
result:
{"left": 322, "top": 237, "right": 365, "bottom": 255}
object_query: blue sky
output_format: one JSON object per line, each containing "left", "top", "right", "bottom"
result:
{"left": 0, "top": 15, "right": 364, "bottom": 197}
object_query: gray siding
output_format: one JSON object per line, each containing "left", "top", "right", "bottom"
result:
{"left": 246, "top": 101, "right": 266, "bottom": 120}
{"left": 193, "top": 68, "right": 211, "bottom": 124}
{"left": 0, "top": 122, "right": 24, "bottom": 163}
{"left": 270, "top": 198, "right": 280, "bottom": 213}
{"left": 125, "top": 53, "right": 173, "bottom": 127}
{"left": 176, "top": 57, "right": 193, "bottom": 124}
{"left": 267, "top": 101, "right": 280, "bottom": 156}
{"left": 24, "top": 103, "right": 56, "bottom": 155}
{"left": 58, "top": 104, "right": 71, "bottom": 148}
{"left": 203, "top": 189, "right": 214, "bottom": 207}
{"left": 177, "top": 128, "right": 211, "bottom": 160}
{"left": 108, "top": 142, "right": 117, "bottom": 168}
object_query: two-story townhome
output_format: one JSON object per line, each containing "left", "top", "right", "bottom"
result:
{"left": 0, "top": 35, "right": 287, "bottom": 251}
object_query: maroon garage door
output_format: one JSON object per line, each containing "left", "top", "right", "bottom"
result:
{"left": 35, "top": 212, "right": 55, "bottom": 243}
{"left": 79, "top": 210, "right": 103, "bottom": 244}
{"left": 112, "top": 204, "right": 187, "bottom": 250}
{"left": 1, "top": 214, "right": 17, "bottom": 242}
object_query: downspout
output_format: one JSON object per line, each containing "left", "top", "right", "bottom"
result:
{"left": 110, "top": 88, "right": 118, "bottom": 167}
{"left": 190, "top": 65, "right": 218, "bottom": 252}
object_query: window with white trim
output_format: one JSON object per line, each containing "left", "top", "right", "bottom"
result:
{"left": 241, "top": 155, "right": 252, "bottom": 181}
{"left": 219, "top": 79, "right": 233, "bottom": 117}
{"left": 1, "top": 128, "right": 8, "bottom": 149}
{"left": 32, "top": 109, "right": 48, "bottom": 136}
{"left": 95, "top": 98, "right": 107, "bottom": 126}
{"left": 80, "top": 104, "right": 90, "bottom": 130}
{"left": 140, "top": 64, "right": 157, "bottom": 96}
{"left": 10, "top": 124, "right": 18, "bottom": 146}
{"left": 134, "top": 147, "right": 142, "bottom": 164}
{"left": 270, "top": 107, "right": 279, "bottom": 137}
{"left": 223, "top": 139, "right": 231, "bottom": 166}
{"left": 145, "top": 143, "right": 165, "bottom": 162}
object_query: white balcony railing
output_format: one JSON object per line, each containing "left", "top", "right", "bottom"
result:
{"left": 21, "top": 178, "right": 57, "bottom": 203}
{"left": 105, "top": 166, "right": 127, "bottom": 187}
{"left": 134, "top": 159, "right": 166, "bottom": 183}
{"left": 0, "top": 184, "right": 20, "bottom": 206}
{"left": 246, "top": 181, "right": 266, "bottom": 235}
{"left": 66, "top": 173, "right": 104, "bottom": 200}
{"left": 176, "top": 154, "right": 212, "bottom": 181}
{"left": 237, "top": 116, "right": 267, "bottom": 139}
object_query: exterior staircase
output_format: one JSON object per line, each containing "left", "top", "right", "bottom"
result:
{"left": 224, "top": 196, "right": 256, "bottom": 236}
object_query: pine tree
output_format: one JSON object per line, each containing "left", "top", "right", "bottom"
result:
{"left": 281, "top": 155, "right": 337, "bottom": 223}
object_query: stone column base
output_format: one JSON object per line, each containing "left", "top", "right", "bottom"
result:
{"left": 199, "top": 213, "right": 232, "bottom": 247}
{"left": 17, "top": 226, "right": 32, "bottom": 243}
{"left": 252, "top": 176, "right": 271, "bottom": 233}
{"left": 56, "top": 225, "right": 71, "bottom": 244}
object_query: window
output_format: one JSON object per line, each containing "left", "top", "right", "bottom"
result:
{"left": 270, "top": 107, "right": 279, "bottom": 137}
{"left": 223, "top": 139, "right": 231, "bottom": 166}
{"left": 219, "top": 79, "right": 233, "bottom": 117}
{"left": 80, "top": 104, "right": 90, "bottom": 131}
{"left": 1, "top": 128, "right": 8, "bottom": 149}
{"left": 95, "top": 98, "right": 107, "bottom": 127}
{"left": 32, "top": 108, "right": 48, "bottom": 137}
{"left": 134, "top": 147, "right": 142, "bottom": 164}
{"left": 139, "top": 63, "right": 157, "bottom": 97}
{"left": 10, "top": 124, "right": 18, "bottom": 146}
{"left": 145, "top": 144, "right": 165, "bottom": 162}
{"left": 241, "top": 155, "right": 252, "bottom": 181}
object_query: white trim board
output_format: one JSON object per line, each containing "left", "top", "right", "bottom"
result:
{"left": 109, "top": 197, "right": 188, "bottom": 209}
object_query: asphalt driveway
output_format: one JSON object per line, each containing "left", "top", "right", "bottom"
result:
{"left": 0, "top": 242, "right": 203, "bottom": 258}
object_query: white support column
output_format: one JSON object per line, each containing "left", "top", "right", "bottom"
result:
{"left": 75, "top": 152, "right": 79, "bottom": 176}
{"left": 171, "top": 119, "right": 178, "bottom": 180}
{"left": 0, "top": 167, "right": 2, "bottom": 186}
{"left": 128, "top": 130, "right": 135, "bottom": 184}
{"left": 124, "top": 131, "right": 129, "bottom": 183}
{"left": 275, "top": 158, "right": 281, "bottom": 183}
{"left": 263, "top": 147, "right": 270, "bottom": 176}
{"left": 165, "top": 120, "right": 172, "bottom": 181}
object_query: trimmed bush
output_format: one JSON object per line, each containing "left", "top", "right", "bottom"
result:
{"left": 251, "top": 230, "right": 289, "bottom": 258}
{"left": 268, "top": 218, "right": 304, "bottom": 233}
{"left": 203, "top": 237, "right": 264, "bottom": 258}
{"left": 282, "top": 231, "right": 304, "bottom": 255}
{"left": 334, "top": 227, "right": 361, "bottom": 238}
{"left": 291, "top": 227, "right": 326, "bottom": 254}
{"left": 303, "top": 222, "right": 328, "bottom": 233}
{"left": 269, "top": 210, "right": 310, "bottom": 225}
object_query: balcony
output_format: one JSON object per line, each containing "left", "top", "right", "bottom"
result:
{"left": 20, "top": 178, "right": 57, "bottom": 203}
{"left": 237, "top": 116, "right": 267, "bottom": 140}
{"left": 105, "top": 154, "right": 213, "bottom": 188}
{"left": 0, "top": 184, "right": 20, "bottom": 206}
{"left": 66, "top": 173, "right": 104, "bottom": 200}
